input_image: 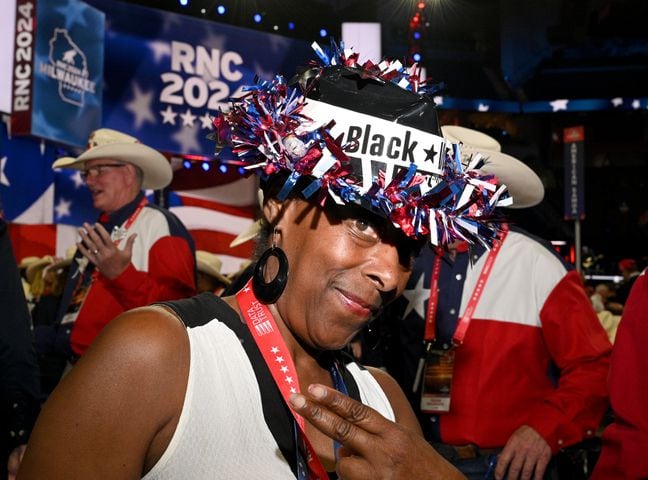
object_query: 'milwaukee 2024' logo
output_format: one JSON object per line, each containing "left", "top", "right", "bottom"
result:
{"left": 39, "top": 28, "right": 97, "bottom": 107}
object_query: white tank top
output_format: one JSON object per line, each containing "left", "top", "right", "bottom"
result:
{"left": 142, "top": 320, "right": 395, "bottom": 479}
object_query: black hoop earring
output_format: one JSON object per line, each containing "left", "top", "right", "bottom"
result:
{"left": 252, "top": 246, "right": 289, "bottom": 304}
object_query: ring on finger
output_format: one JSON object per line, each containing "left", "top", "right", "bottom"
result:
{"left": 92, "top": 249, "right": 99, "bottom": 255}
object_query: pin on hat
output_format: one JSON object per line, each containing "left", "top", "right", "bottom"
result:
{"left": 52, "top": 128, "right": 172, "bottom": 190}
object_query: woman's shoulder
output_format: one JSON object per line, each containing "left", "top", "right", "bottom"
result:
{"left": 75, "top": 304, "right": 192, "bottom": 388}
{"left": 363, "top": 365, "right": 423, "bottom": 433}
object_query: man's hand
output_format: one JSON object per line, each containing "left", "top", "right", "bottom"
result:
{"left": 77, "top": 222, "right": 136, "bottom": 280}
{"left": 290, "top": 384, "right": 465, "bottom": 480}
{"left": 8, "top": 444, "right": 27, "bottom": 480}
{"left": 494, "top": 425, "right": 551, "bottom": 480}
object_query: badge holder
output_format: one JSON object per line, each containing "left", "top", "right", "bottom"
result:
{"left": 419, "top": 345, "right": 455, "bottom": 414}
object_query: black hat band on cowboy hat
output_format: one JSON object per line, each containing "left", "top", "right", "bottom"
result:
{"left": 52, "top": 128, "right": 172, "bottom": 190}
{"left": 212, "top": 41, "right": 510, "bottom": 248}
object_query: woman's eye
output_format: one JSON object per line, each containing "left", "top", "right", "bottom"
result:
{"left": 350, "top": 218, "right": 380, "bottom": 238}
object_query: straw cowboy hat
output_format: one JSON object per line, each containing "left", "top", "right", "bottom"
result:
{"left": 52, "top": 128, "right": 172, "bottom": 190}
{"left": 229, "top": 189, "right": 265, "bottom": 247}
{"left": 441, "top": 125, "right": 545, "bottom": 209}
{"left": 25, "top": 256, "right": 55, "bottom": 284}
{"left": 196, "top": 250, "right": 231, "bottom": 286}
{"left": 18, "top": 256, "right": 41, "bottom": 271}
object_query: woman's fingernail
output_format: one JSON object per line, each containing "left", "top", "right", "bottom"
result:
{"left": 290, "top": 393, "right": 306, "bottom": 409}
{"left": 309, "top": 384, "right": 326, "bottom": 399}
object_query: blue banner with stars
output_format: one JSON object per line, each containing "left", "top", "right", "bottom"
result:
{"left": 85, "top": 0, "right": 313, "bottom": 156}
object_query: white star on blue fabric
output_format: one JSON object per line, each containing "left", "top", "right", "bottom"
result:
{"left": 160, "top": 105, "right": 177, "bottom": 125}
{"left": 550, "top": 99, "right": 569, "bottom": 112}
{"left": 171, "top": 125, "right": 201, "bottom": 154}
{"left": 55, "top": 0, "right": 88, "bottom": 29}
{"left": 126, "top": 82, "right": 156, "bottom": 129}
{"left": 55, "top": 198, "right": 72, "bottom": 219}
{"left": 199, "top": 112, "right": 213, "bottom": 130}
{"left": 147, "top": 40, "right": 171, "bottom": 63}
{"left": 180, "top": 109, "right": 197, "bottom": 127}
{"left": 401, "top": 272, "right": 429, "bottom": 319}
{"left": 71, "top": 171, "right": 84, "bottom": 188}
{"left": 0, "top": 156, "right": 9, "bottom": 187}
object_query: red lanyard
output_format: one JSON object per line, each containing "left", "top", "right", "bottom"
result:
{"left": 116, "top": 197, "right": 147, "bottom": 238}
{"left": 236, "top": 280, "right": 330, "bottom": 480}
{"left": 424, "top": 225, "right": 509, "bottom": 346}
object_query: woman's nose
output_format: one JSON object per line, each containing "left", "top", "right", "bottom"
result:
{"left": 363, "top": 241, "right": 409, "bottom": 296}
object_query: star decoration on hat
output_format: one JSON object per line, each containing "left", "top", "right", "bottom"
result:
{"left": 424, "top": 144, "right": 438, "bottom": 164}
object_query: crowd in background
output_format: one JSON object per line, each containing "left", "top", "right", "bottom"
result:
{"left": 6, "top": 209, "right": 646, "bottom": 479}
{"left": 2, "top": 124, "right": 646, "bottom": 479}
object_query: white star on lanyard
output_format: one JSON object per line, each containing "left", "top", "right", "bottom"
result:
{"left": 285, "top": 376, "right": 294, "bottom": 384}
{"left": 270, "top": 346, "right": 280, "bottom": 354}
{"left": 280, "top": 365, "right": 289, "bottom": 373}
{"left": 275, "top": 355, "right": 285, "bottom": 363}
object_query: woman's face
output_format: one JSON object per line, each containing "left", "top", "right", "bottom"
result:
{"left": 268, "top": 198, "right": 419, "bottom": 351}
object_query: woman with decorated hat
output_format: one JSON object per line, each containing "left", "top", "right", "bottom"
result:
{"left": 18, "top": 44, "right": 506, "bottom": 479}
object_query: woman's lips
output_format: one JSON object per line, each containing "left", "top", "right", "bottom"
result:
{"left": 337, "top": 289, "right": 379, "bottom": 318}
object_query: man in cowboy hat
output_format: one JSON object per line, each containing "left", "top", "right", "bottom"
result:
{"left": 52, "top": 128, "right": 196, "bottom": 360}
{"left": 373, "top": 126, "right": 611, "bottom": 479}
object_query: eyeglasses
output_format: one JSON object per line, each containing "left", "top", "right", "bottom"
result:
{"left": 80, "top": 163, "right": 127, "bottom": 181}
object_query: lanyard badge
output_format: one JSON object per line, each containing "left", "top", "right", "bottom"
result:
{"left": 420, "top": 345, "right": 456, "bottom": 413}
{"left": 416, "top": 226, "right": 509, "bottom": 414}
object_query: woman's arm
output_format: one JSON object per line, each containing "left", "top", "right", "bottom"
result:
{"left": 17, "top": 306, "right": 189, "bottom": 479}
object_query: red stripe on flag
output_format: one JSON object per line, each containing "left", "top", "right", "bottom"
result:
{"left": 178, "top": 195, "right": 257, "bottom": 218}
{"left": 8, "top": 224, "right": 57, "bottom": 261}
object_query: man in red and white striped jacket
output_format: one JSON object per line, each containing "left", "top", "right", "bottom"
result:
{"left": 379, "top": 126, "right": 611, "bottom": 480}
{"left": 52, "top": 129, "right": 196, "bottom": 358}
